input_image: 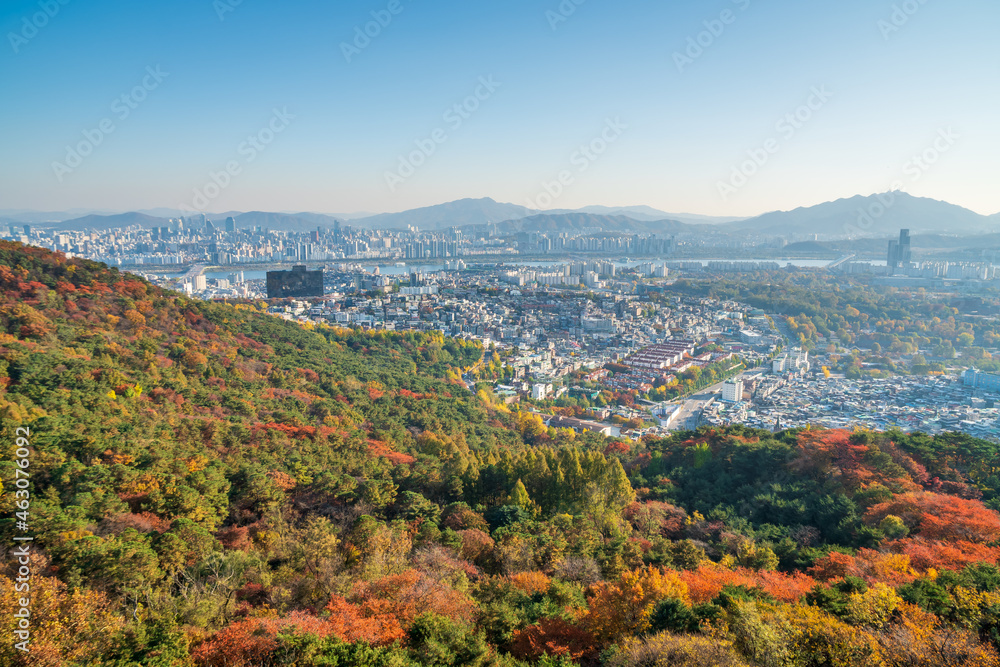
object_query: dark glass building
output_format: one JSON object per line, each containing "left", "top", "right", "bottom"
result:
{"left": 266, "top": 265, "right": 323, "bottom": 299}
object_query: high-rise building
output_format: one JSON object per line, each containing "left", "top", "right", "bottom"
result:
{"left": 722, "top": 378, "right": 744, "bottom": 403}
{"left": 225, "top": 216, "right": 237, "bottom": 233}
{"left": 887, "top": 228, "right": 911, "bottom": 275}
{"left": 266, "top": 265, "right": 324, "bottom": 298}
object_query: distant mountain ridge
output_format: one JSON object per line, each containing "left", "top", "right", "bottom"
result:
{"left": 0, "top": 209, "right": 117, "bottom": 224}
{"left": 725, "top": 193, "right": 997, "bottom": 237}
{"left": 9, "top": 193, "right": 999, "bottom": 238}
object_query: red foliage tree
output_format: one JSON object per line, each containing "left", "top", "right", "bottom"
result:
{"left": 808, "top": 551, "right": 857, "bottom": 581}
{"left": 325, "top": 595, "right": 405, "bottom": 646}
{"left": 680, "top": 563, "right": 816, "bottom": 603}
{"left": 366, "top": 439, "right": 416, "bottom": 465}
{"left": 192, "top": 612, "right": 331, "bottom": 667}
{"left": 885, "top": 537, "right": 1000, "bottom": 572}
{"left": 511, "top": 617, "right": 595, "bottom": 662}
{"left": 793, "top": 429, "right": 887, "bottom": 490}
{"left": 865, "top": 491, "right": 1000, "bottom": 543}
{"left": 217, "top": 525, "right": 252, "bottom": 551}
{"left": 349, "top": 568, "right": 473, "bottom": 629}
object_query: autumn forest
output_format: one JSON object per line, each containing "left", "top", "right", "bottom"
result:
{"left": 6, "top": 241, "right": 1000, "bottom": 667}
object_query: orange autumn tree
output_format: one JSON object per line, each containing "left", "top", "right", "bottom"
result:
{"left": 808, "top": 549, "right": 918, "bottom": 586}
{"left": 865, "top": 492, "right": 1000, "bottom": 543}
{"left": 325, "top": 595, "right": 405, "bottom": 646}
{"left": 753, "top": 569, "right": 819, "bottom": 603}
{"left": 192, "top": 612, "right": 331, "bottom": 667}
{"left": 680, "top": 562, "right": 817, "bottom": 604}
{"left": 583, "top": 565, "right": 688, "bottom": 643}
{"left": 888, "top": 537, "right": 1000, "bottom": 572}
{"left": 346, "top": 568, "right": 473, "bottom": 631}
{"left": 510, "top": 571, "right": 552, "bottom": 595}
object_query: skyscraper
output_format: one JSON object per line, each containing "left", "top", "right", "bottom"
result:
{"left": 225, "top": 216, "right": 237, "bottom": 233}
{"left": 887, "top": 228, "right": 911, "bottom": 275}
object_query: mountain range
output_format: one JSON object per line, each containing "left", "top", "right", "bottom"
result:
{"left": 4, "top": 193, "right": 998, "bottom": 239}
{"left": 722, "top": 193, "right": 1000, "bottom": 237}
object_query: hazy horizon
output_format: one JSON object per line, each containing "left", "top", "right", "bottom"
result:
{"left": 3, "top": 190, "right": 999, "bottom": 222}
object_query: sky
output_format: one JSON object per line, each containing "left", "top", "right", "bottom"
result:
{"left": 0, "top": 0, "right": 997, "bottom": 218}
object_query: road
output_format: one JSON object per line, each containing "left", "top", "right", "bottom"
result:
{"left": 182, "top": 263, "right": 207, "bottom": 280}
{"left": 769, "top": 313, "right": 794, "bottom": 347}
{"left": 669, "top": 379, "right": 728, "bottom": 431}
{"left": 668, "top": 368, "right": 769, "bottom": 431}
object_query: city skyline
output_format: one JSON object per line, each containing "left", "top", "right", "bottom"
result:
{"left": 2, "top": 0, "right": 998, "bottom": 217}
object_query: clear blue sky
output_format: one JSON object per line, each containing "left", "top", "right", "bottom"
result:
{"left": 1, "top": 0, "right": 997, "bottom": 217}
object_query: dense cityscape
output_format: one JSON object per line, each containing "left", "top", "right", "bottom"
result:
{"left": 9, "top": 215, "right": 1000, "bottom": 446}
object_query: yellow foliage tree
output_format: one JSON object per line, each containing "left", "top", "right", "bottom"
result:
{"left": 0, "top": 574, "right": 124, "bottom": 665}
{"left": 784, "top": 602, "right": 880, "bottom": 666}
{"left": 844, "top": 583, "right": 903, "bottom": 628}
{"left": 583, "top": 565, "right": 688, "bottom": 643}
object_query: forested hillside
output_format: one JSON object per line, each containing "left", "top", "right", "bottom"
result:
{"left": 5, "top": 241, "right": 1000, "bottom": 666}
